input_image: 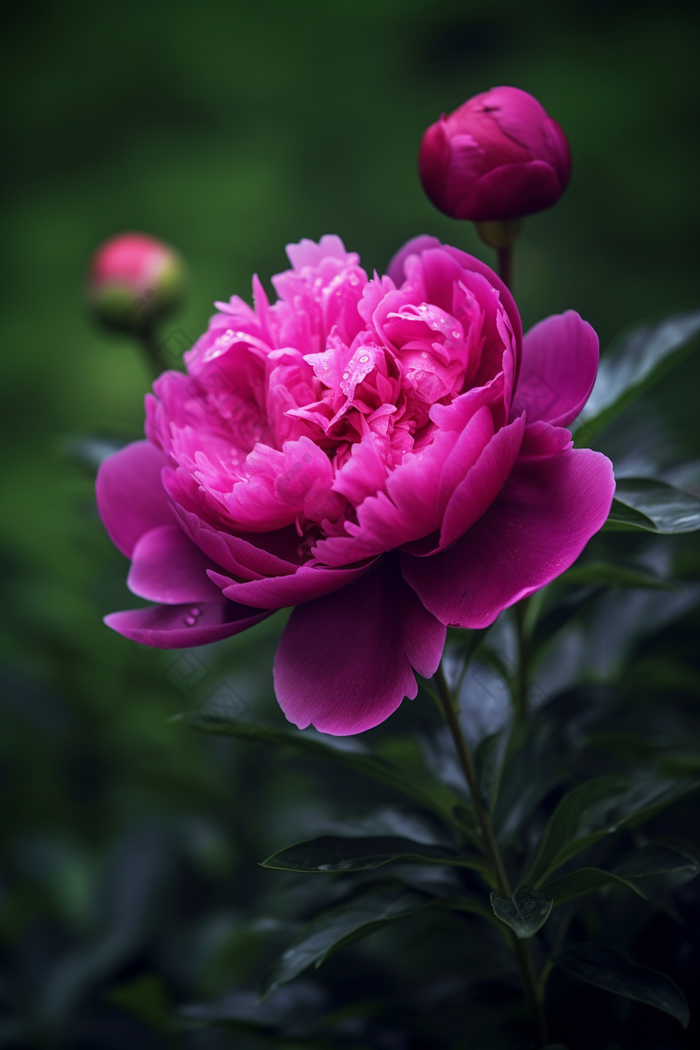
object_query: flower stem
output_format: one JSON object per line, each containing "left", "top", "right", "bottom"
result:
{"left": 513, "top": 598, "right": 530, "bottom": 720}
{"left": 434, "top": 663, "right": 548, "bottom": 1045}
{"left": 497, "top": 246, "right": 513, "bottom": 291}
{"left": 138, "top": 325, "right": 171, "bottom": 377}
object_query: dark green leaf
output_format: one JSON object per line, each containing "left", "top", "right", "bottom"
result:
{"left": 558, "top": 943, "right": 689, "bottom": 1028}
{"left": 558, "top": 561, "right": 675, "bottom": 590}
{"left": 438, "top": 895, "right": 503, "bottom": 926}
{"left": 180, "top": 982, "right": 325, "bottom": 1033}
{"left": 604, "top": 478, "right": 700, "bottom": 534}
{"left": 545, "top": 867, "right": 645, "bottom": 905}
{"left": 261, "top": 835, "right": 488, "bottom": 875}
{"left": 613, "top": 841, "right": 700, "bottom": 881}
{"left": 573, "top": 310, "right": 700, "bottom": 447}
{"left": 175, "top": 715, "right": 462, "bottom": 828}
{"left": 526, "top": 774, "right": 700, "bottom": 888}
{"left": 263, "top": 890, "right": 427, "bottom": 996}
{"left": 490, "top": 886, "right": 553, "bottom": 938}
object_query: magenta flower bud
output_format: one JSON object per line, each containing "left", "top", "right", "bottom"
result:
{"left": 419, "top": 86, "right": 571, "bottom": 223}
{"left": 86, "top": 232, "right": 186, "bottom": 334}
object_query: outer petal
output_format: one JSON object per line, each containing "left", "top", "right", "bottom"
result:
{"left": 439, "top": 414, "right": 525, "bottom": 549}
{"left": 384, "top": 240, "right": 522, "bottom": 361}
{"left": 467, "top": 159, "right": 563, "bottom": 221}
{"left": 210, "top": 560, "right": 375, "bottom": 610}
{"left": 386, "top": 235, "right": 442, "bottom": 287}
{"left": 512, "top": 311, "right": 599, "bottom": 427}
{"left": 439, "top": 245, "right": 523, "bottom": 355}
{"left": 273, "top": 557, "right": 445, "bottom": 735}
{"left": 401, "top": 427, "right": 615, "bottom": 629}
{"left": 104, "top": 600, "right": 271, "bottom": 648}
{"left": 128, "top": 524, "right": 224, "bottom": 603}
{"left": 96, "top": 441, "right": 173, "bottom": 558}
{"left": 170, "top": 502, "right": 300, "bottom": 581}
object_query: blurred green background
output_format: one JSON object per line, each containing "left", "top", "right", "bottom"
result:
{"left": 2, "top": 1, "right": 700, "bottom": 1046}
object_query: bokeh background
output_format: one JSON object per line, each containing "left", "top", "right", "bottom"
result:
{"left": 2, "top": 1, "right": 700, "bottom": 1047}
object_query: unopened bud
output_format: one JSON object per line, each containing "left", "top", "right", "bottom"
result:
{"left": 419, "top": 86, "right": 571, "bottom": 223}
{"left": 86, "top": 232, "right": 186, "bottom": 334}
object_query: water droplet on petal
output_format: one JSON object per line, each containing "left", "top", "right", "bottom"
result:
{"left": 190, "top": 608, "right": 200, "bottom": 617}
{"left": 184, "top": 616, "right": 196, "bottom": 626}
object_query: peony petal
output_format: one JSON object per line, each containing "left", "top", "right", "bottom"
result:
{"left": 468, "top": 160, "right": 563, "bottom": 222}
{"left": 104, "top": 600, "right": 271, "bottom": 648}
{"left": 386, "top": 235, "right": 442, "bottom": 287}
{"left": 512, "top": 311, "right": 599, "bottom": 428}
{"left": 170, "top": 502, "right": 300, "bottom": 581}
{"left": 273, "top": 557, "right": 444, "bottom": 735}
{"left": 401, "top": 580, "right": 447, "bottom": 679}
{"left": 211, "top": 560, "right": 375, "bottom": 610}
{"left": 435, "top": 245, "right": 523, "bottom": 355}
{"left": 315, "top": 402, "right": 505, "bottom": 566}
{"left": 402, "top": 427, "right": 615, "bottom": 628}
{"left": 128, "top": 524, "right": 224, "bottom": 603}
{"left": 439, "top": 414, "right": 525, "bottom": 549}
{"left": 95, "top": 441, "right": 173, "bottom": 558}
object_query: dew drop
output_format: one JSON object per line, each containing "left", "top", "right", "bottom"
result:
{"left": 451, "top": 330, "right": 460, "bottom": 339}
{"left": 190, "top": 607, "right": 200, "bottom": 617}
{"left": 184, "top": 615, "right": 196, "bottom": 626}
{"left": 342, "top": 373, "right": 349, "bottom": 380}
{"left": 421, "top": 352, "right": 428, "bottom": 359}
{"left": 359, "top": 355, "right": 369, "bottom": 363}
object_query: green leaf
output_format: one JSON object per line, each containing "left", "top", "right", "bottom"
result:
{"left": 604, "top": 478, "right": 700, "bottom": 534}
{"left": 613, "top": 840, "right": 700, "bottom": 880}
{"left": 558, "top": 943, "right": 689, "bottom": 1028}
{"left": 180, "top": 983, "right": 327, "bottom": 1035}
{"left": 544, "top": 867, "right": 645, "bottom": 905}
{"left": 490, "top": 886, "right": 553, "bottom": 938}
{"left": 175, "top": 715, "right": 462, "bottom": 828}
{"left": 263, "top": 890, "right": 427, "bottom": 996}
{"left": 558, "top": 560, "right": 675, "bottom": 590}
{"left": 438, "top": 894, "right": 504, "bottom": 926}
{"left": 573, "top": 310, "right": 700, "bottom": 447}
{"left": 261, "top": 835, "right": 488, "bottom": 875}
{"left": 526, "top": 774, "right": 700, "bottom": 888}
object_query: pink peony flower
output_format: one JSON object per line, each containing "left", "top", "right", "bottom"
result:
{"left": 419, "top": 87, "right": 571, "bottom": 222}
{"left": 97, "top": 235, "right": 613, "bottom": 735}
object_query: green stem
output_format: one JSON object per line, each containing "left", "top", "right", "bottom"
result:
{"left": 435, "top": 663, "right": 548, "bottom": 1045}
{"left": 513, "top": 599, "right": 530, "bottom": 720}
{"left": 139, "top": 325, "right": 170, "bottom": 377}
{"left": 497, "top": 246, "right": 513, "bottom": 290}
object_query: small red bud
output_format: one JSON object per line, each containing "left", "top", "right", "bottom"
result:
{"left": 86, "top": 232, "right": 186, "bottom": 334}
{"left": 419, "top": 86, "right": 571, "bottom": 223}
